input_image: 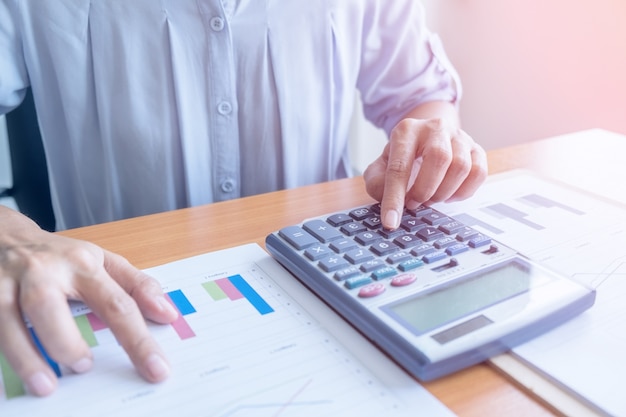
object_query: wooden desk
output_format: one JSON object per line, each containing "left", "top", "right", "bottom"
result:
{"left": 59, "top": 129, "right": 624, "bottom": 416}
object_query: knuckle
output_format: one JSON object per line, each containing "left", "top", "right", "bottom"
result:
{"left": 64, "top": 245, "right": 99, "bottom": 272}
{"left": 103, "top": 292, "right": 138, "bottom": 321}
{"left": 426, "top": 144, "right": 453, "bottom": 168}
{"left": 386, "top": 158, "right": 411, "bottom": 177}
{"left": 425, "top": 117, "right": 446, "bottom": 131}
{"left": 449, "top": 154, "right": 472, "bottom": 176}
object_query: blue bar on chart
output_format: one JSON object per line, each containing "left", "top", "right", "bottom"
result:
{"left": 165, "top": 290, "right": 196, "bottom": 340}
{"left": 228, "top": 275, "right": 274, "bottom": 315}
{"left": 167, "top": 289, "right": 197, "bottom": 315}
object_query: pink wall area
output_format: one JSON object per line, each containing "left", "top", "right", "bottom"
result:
{"left": 429, "top": 0, "right": 626, "bottom": 149}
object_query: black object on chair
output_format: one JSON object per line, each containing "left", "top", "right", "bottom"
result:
{"left": 3, "top": 88, "right": 56, "bottom": 232}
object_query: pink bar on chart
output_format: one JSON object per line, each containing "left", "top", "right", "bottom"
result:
{"left": 165, "top": 295, "right": 196, "bottom": 340}
{"left": 86, "top": 312, "right": 108, "bottom": 331}
{"left": 215, "top": 277, "right": 244, "bottom": 300}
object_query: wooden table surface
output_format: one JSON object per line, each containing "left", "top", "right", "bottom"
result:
{"left": 59, "top": 129, "right": 625, "bottom": 416}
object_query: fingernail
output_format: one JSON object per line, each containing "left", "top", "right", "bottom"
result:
{"left": 384, "top": 209, "right": 400, "bottom": 229}
{"left": 26, "top": 371, "right": 55, "bottom": 396}
{"left": 70, "top": 357, "right": 93, "bottom": 374}
{"left": 145, "top": 353, "right": 170, "bottom": 382}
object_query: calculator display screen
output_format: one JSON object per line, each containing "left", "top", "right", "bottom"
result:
{"left": 383, "top": 261, "right": 532, "bottom": 335}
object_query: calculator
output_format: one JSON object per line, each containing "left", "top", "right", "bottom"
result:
{"left": 265, "top": 202, "right": 595, "bottom": 381}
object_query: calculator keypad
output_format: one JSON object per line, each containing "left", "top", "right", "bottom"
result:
{"left": 277, "top": 203, "right": 492, "bottom": 298}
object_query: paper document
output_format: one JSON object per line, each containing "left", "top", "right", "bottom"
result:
{"left": 0, "top": 244, "right": 453, "bottom": 417}
{"left": 434, "top": 170, "right": 626, "bottom": 417}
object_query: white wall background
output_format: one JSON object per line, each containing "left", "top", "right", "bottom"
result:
{"left": 350, "top": 0, "right": 626, "bottom": 173}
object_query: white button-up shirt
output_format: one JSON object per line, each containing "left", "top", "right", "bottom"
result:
{"left": 0, "top": 0, "right": 460, "bottom": 230}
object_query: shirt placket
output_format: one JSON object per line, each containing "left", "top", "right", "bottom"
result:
{"left": 201, "top": 0, "right": 240, "bottom": 200}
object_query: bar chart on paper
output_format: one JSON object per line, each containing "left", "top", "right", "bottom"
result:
{"left": 433, "top": 170, "right": 626, "bottom": 416}
{"left": 0, "top": 244, "right": 451, "bottom": 417}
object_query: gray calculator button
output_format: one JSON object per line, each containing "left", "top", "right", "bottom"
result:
{"left": 417, "top": 226, "right": 444, "bottom": 242}
{"left": 340, "top": 221, "right": 367, "bottom": 236}
{"left": 319, "top": 256, "right": 350, "bottom": 272}
{"left": 345, "top": 248, "right": 375, "bottom": 264}
{"left": 304, "top": 245, "right": 331, "bottom": 260}
{"left": 411, "top": 243, "right": 435, "bottom": 256}
{"left": 360, "top": 259, "right": 386, "bottom": 272}
{"left": 278, "top": 226, "right": 318, "bottom": 249}
{"left": 349, "top": 207, "right": 375, "bottom": 220}
{"left": 329, "top": 238, "right": 358, "bottom": 253}
{"left": 334, "top": 266, "right": 361, "bottom": 281}
{"left": 393, "top": 233, "right": 422, "bottom": 249}
{"left": 303, "top": 220, "right": 343, "bottom": 243}
{"left": 468, "top": 234, "right": 492, "bottom": 248}
{"left": 327, "top": 213, "right": 353, "bottom": 226}
{"left": 354, "top": 231, "right": 382, "bottom": 245}
{"left": 434, "top": 236, "right": 458, "bottom": 249}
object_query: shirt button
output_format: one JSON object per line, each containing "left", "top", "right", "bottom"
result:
{"left": 217, "top": 101, "right": 232, "bottom": 115}
{"left": 221, "top": 178, "right": 236, "bottom": 193}
{"left": 210, "top": 16, "right": 225, "bottom": 32}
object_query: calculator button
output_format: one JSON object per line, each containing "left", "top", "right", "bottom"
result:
{"left": 334, "top": 266, "right": 361, "bottom": 281}
{"left": 329, "top": 238, "right": 358, "bottom": 253}
{"left": 371, "top": 267, "right": 397, "bottom": 280}
{"left": 370, "top": 241, "right": 400, "bottom": 256}
{"left": 468, "top": 234, "right": 492, "bottom": 248}
{"left": 434, "top": 237, "right": 458, "bottom": 249}
{"left": 358, "top": 283, "right": 386, "bottom": 298}
{"left": 378, "top": 228, "right": 405, "bottom": 239}
{"left": 411, "top": 244, "right": 435, "bottom": 257}
{"left": 363, "top": 216, "right": 383, "bottom": 229}
{"left": 327, "top": 213, "right": 353, "bottom": 226}
{"left": 421, "top": 212, "right": 452, "bottom": 226}
{"left": 278, "top": 226, "right": 319, "bottom": 249}
{"left": 393, "top": 233, "right": 423, "bottom": 249}
{"left": 405, "top": 205, "right": 432, "bottom": 217}
{"left": 398, "top": 258, "right": 424, "bottom": 271}
{"left": 456, "top": 227, "right": 479, "bottom": 242}
{"left": 345, "top": 276, "right": 373, "bottom": 289}
{"left": 345, "top": 248, "right": 375, "bottom": 264}
{"left": 304, "top": 245, "right": 332, "bottom": 260}
{"left": 386, "top": 251, "right": 412, "bottom": 264}
{"left": 401, "top": 218, "right": 428, "bottom": 233}
{"left": 390, "top": 273, "right": 418, "bottom": 287}
{"left": 446, "top": 243, "right": 469, "bottom": 256}
{"left": 319, "top": 256, "right": 351, "bottom": 272}
{"left": 360, "top": 259, "right": 386, "bottom": 272}
{"left": 349, "top": 207, "right": 375, "bottom": 220}
{"left": 340, "top": 221, "right": 367, "bottom": 236}
{"left": 416, "top": 227, "right": 444, "bottom": 242}
{"left": 439, "top": 220, "right": 465, "bottom": 235}
{"left": 303, "top": 220, "right": 343, "bottom": 243}
{"left": 370, "top": 203, "right": 382, "bottom": 213}
{"left": 423, "top": 251, "right": 448, "bottom": 264}
{"left": 354, "top": 231, "right": 382, "bottom": 245}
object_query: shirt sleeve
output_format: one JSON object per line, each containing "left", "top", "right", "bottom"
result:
{"left": 0, "top": 0, "right": 29, "bottom": 115}
{"left": 356, "top": 0, "right": 461, "bottom": 135}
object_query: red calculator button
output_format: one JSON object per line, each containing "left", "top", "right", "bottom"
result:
{"left": 390, "top": 273, "right": 417, "bottom": 287}
{"left": 358, "top": 283, "right": 386, "bottom": 298}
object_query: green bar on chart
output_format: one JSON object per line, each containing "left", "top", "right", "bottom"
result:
{"left": 75, "top": 314, "right": 98, "bottom": 347}
{"left": 202, "top": 281, "right": 228, "bottom": 301}
{"left": 0, "top": 353, "right": 25, "bottom": 399}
